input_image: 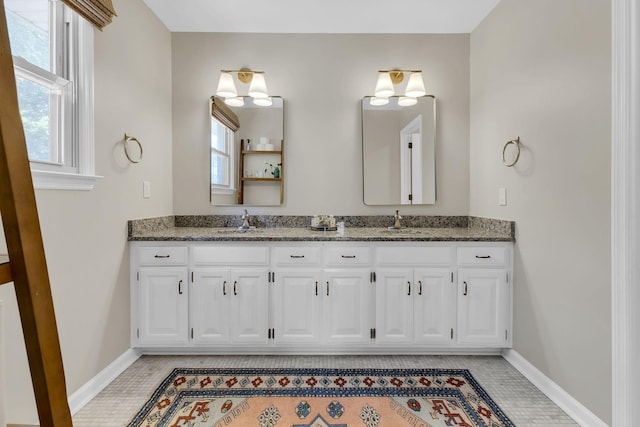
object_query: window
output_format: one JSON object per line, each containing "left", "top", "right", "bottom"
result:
{"left": 210, "top": 118, "right": 236, "bottom": 194}
{"left": 5, "top": 0, "right": 99, "bottom": 190}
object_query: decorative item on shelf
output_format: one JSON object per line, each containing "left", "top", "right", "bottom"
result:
{"left": 369, "top": 69, "right": 426, "bottom": 107}
{"left": 215, "top": 68, "right": 272, "bottom": 107}
{"left": 123, "top": 133, "right": 143, "bottom": 163}
{"left": 273, "top": 163, "right": 281, "bottom": 178}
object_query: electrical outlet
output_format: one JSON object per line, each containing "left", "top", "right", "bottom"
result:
{"left": 498, "top": 187, "right": 507, "bottom": 206}
{"left": 143, "top": 181, "right": 151, "bottom": 199}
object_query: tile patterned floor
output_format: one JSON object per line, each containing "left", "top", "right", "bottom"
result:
{"left": 72, "top": 355, "right": 578, "bottom": 426}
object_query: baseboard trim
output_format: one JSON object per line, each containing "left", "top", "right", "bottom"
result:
{"left": 502, "top": 349, "right": 607, "bottom": 427}
{"left": 67, "top": 348, "right": 140, "bottom": 415}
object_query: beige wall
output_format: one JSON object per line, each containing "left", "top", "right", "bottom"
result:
{"left": 470, "top": 0, "right": 611, "bottom": 423}
{"left": 172, "top": 33, "right": 470, "bottom": 215}
{"left": 0, "top": 0, "right": 173, "bottom": 422}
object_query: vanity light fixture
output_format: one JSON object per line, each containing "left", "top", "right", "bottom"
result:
{"left": 372, "top": 69, "right": 426, "bottom": 106}
{"left": 215, "top": 68, "right": 271, "bottom": 107}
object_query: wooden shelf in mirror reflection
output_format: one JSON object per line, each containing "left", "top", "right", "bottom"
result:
{"left": 237, "top": 140, "right": 284, "bottom": 205}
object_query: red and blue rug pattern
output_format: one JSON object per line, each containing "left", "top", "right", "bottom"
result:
{"left": 128, "top": 368, "right": 514, "bottom": 427}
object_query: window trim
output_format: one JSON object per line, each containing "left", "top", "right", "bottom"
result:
{"left": 21, "top": 6, "right": 102, "bottom": 190}
{"left": 210, "top": 117, "right": 236, "bottom": 195}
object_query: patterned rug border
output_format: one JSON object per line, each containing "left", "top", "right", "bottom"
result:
{"left": 129, "top": 367, "right": 515, "bottom": 427}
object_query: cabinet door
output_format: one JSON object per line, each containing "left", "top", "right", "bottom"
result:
{"left": 375, "top": 269, "right": 414, "bottom": 344}
{"left": 230, "top": 268, "right": 269, "bottom": 344}
{"left": 272, "top": 269, "right": 322, "bottom": 343}
{"left": 457, "top": 268, "right": 508, "bottom": 347}
{"left": 190, "top": 268, "right": 230, "bottom": 345}
{"left": 323, "top": 269, "right": 372, "bottom": 345}
{"left": 414, "top": 268, "right": 456, "bottom": 346}
{"left": 138, "top": 267, "right": 188, "bottom": 346}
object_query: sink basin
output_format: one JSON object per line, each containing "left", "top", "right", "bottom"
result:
{"left": 214, "top": 228, "right": 262, "bottom": 234}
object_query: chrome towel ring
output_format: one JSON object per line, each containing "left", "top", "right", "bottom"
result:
{"left": 124, "top": 133, "right": 143, "bottom": 163}
{"left": 502, "top": 136, "right": 520, "bottom": 167}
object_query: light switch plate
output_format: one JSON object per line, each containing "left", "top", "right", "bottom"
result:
{"left": 143, "top": 181, "right": 151, "bottom": 199}
{"left": 498, "top": 187, "right": 507, "bottom": 206}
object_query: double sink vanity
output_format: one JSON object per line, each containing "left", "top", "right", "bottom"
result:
{"left": 129, "top": 214, "right": 515, "bottom": 355}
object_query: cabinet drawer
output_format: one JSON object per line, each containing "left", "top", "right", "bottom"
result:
{"left": 138, "top": 246, "right": 187, "bottom": 266}
{"left": 457, "top": 247, "right": 507, "bottom": 266}
{"left": 377, "top": 246, "right": 452, "bottom": 266}
{"left": 273, "top": 246, "right": 321, "bottom": 266}
{"left": 324, "top": 246, "right": 371, "bottom": 267}
{"left": 192, "top": 246, "right": 269, "bottom": 266}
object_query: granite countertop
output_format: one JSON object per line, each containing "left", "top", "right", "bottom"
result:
{"left": 128, "top": 215, "right": 515, "bottom": 242}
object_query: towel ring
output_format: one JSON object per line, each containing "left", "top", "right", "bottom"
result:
{"left": 124, "top": 133, "right": 143, "bottom": 164}
{"left": 502, "top": 136, "right": 520, "bottom": 167}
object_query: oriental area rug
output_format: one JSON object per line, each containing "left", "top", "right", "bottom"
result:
{"left": 128, "top": 368, "right": 514, "bottom": 427}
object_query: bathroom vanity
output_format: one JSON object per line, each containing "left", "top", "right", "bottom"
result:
{"left": 128, "top": 216, "right": 514, "bottom": 355}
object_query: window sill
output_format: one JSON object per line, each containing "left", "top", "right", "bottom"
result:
{"left": 31, "top": 169, "right": 103, "bottom": 191}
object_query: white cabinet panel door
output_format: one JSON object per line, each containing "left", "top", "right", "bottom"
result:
{"left": 273, "top": 269, "right": 322, "bottom": 343}
{"left": 375, "top": 269, "right": 414, "bottom": 344}
{"left": 323, "top": 269, "right": 372, "bottom": 345}
{"left": 191, "top": 269, "right": 230, "bottom": 344}
{"left": 414, "top": 268, "right": 455, "bottom": 346}
{"left": 230, "top": 268, "right": 269, "bottom": 344}
{"left": 138, "top": 267, "right": 188, "bottom": 346}
{"left": 457, "top": 268, "right": 508, "bottom": 347}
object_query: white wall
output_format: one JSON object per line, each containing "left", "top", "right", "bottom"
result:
{"left": 0, "top": 0, "right": 173, "bottom": 422}
{"left": 470, "top": 0, "right": 611, "bottom": 423}
{"left": 172, "top": 33, "right": 470, "bottom": 215}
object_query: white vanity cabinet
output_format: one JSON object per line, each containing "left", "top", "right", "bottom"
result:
{"left": 190, "top": 246, "right": 269, "bottom": 346}
{"left": 271, "top": 244, "right": 373, "bottom": 348}
{"left": 271, "top": 246, "right": 323, "bottom": 344}
{"left": 455, "top": 247, "right": 512, "bottom": 347}
{"left": 133, "top": 246, "right": 189, "bottom": 347}
{"left": 131, "top": 239, "right": 512, "bottom": 353}
{"left": 375, "top": 246, "right": 456, "bottom": 347}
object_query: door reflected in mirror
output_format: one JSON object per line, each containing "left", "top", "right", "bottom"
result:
{"left": 362, "top": 95, "right": 436, "bottom": 205}
{"left": 210, "top": 96, "right": 284, "bottom": 206}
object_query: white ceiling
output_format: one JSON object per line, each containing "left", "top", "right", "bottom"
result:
{"left": 140, "top": 0, "right": 501, "bottom": 33}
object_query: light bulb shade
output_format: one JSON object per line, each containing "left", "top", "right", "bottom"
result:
{"left": 216, "top": 72, "right": 237, "bottom": 98}
{"left": 224, "top": 96, "right": 244, "bottom": 107}
{"left": 405, "top": 72, "right": 426, "bottom": 97}
{"left": 397, "top": 96, "right": 417, "bottom": 107}
{"left": 370, "top": 97, "right": 389, "bottom": 106}
{"left": 374, "top": 72, "right": 395, "bottom": 98}
{"left": 253, "top": 97, "right": 273, "bottom": 107}
{"left": 248, "top": 73, "right": 269, "bottom": 98}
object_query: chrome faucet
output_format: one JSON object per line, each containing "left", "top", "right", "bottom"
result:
{"left": 241, "top": 209, "right": 251, "bottom": 229}
{"left": 393, "top": 210, "right": 402, "bottom": 229}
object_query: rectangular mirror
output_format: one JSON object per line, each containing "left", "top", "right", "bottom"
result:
{"left": 210, "top": 96, "right": 284, "bottom": 206}
{"left": 362, "top": 95, "right": 436, "bottom": 205}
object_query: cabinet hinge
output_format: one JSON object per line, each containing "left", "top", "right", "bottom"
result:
{"left": 408, "top": 142, "right": 413, "bottom": 149}
{"left": 450, "top": 328, "right": 454, "bottom": 340}
{"left": 408, "top": 194, "right": 413, "bottom": 201}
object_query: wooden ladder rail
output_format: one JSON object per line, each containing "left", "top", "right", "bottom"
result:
{"left": 0, "top": 0, "right": 73, "bottom": 425}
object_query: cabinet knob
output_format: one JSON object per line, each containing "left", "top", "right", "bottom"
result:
{"left": 463, "top": 281, "right": 468, "bottom": 296}
{"left": 223, "top": 280, "right": 227, "bottom": 295}
{"left": 326, "top": 281, "right": 330, "bottom": 296}
{"left": 407, "top": 281, "right": 411, "bottom": 296}
{"left": 315, "top": 281, "right": 318, "bottom": 296}
{"left": 234, "top": 281, "right": 238, "bottom": 296}
{"left": 178, "top": 280, "right": 183, "bottom": 295}
{"left": 418, "top": 281, "right": 423, "bottom": 295}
